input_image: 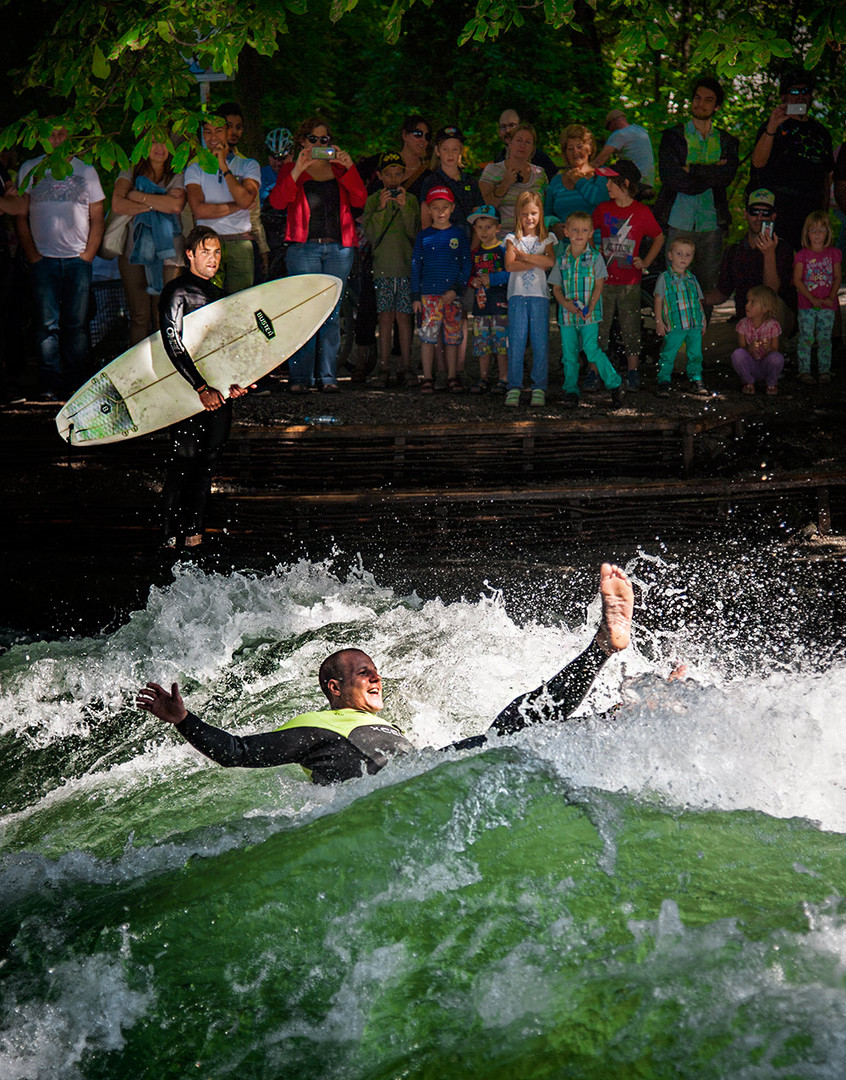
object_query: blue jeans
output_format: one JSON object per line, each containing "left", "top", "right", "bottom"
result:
{"left": 285, "top": 241, "right": 355, "bottom": 386}
{"left": 507, "top": 295, "right": 549, "bottom": 391}
{"left": 29, "top": 256, "right": 93, "bottom": 396}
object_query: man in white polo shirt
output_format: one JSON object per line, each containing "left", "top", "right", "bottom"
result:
{"left": 185, "top": 116, "right": 260, "bottom": 294}
{"left": 16, "top": 124, "right": 105, "bottom": 401}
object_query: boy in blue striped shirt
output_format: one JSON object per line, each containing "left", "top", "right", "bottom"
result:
{"left": 653, "top": 235, "right": 708, "bottom": 397}
{"left": 411, "top": 185, "right": 472, "bottom": 394}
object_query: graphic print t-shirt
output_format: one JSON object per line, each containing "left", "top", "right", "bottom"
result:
{"left": 794, "top": 246, "right": 841, "bottom": 309}
{"left": 19, "top": 156, "right": 105, "bottom": 259}
{"left": 592, "top": 199, "right": 661, "bottom": 286}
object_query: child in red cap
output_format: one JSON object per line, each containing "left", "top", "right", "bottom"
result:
{"left": 410, "top": 186, "right": 472, "bottom": 393}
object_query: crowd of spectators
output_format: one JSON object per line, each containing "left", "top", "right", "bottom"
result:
{"left": 1, "top": 67, "right": 844, "bottom": 409}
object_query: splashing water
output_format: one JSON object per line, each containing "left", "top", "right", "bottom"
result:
{"left": 2, "top": 549, "right": 846, "bottom": 1078}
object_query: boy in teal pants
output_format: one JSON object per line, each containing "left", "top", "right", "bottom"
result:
{"left": 549, "top": 211, "right": 623, "bottom": 409}
{"left": 653, "top": 235, "right": 708, "bottom": 397}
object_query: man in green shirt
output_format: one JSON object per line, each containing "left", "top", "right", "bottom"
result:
{"left": 655, "top": 77, "right": 739, "bottom": 306}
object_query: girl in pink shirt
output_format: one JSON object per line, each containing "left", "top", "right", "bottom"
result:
{"left": 731, "top": 284, "right": 784, "bottom": 395}
{"left": 793, "top": 211, "right": 841, "bottom": 384}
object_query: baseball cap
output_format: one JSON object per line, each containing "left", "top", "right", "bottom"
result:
{"left": 605, "top": 108, "right": 626, "bottom": 127}
{"left": 435, "top": 125, "right": 465, "bottom": 145}
{"left": 596, "top": 159, "right": 642, "bottom": 186}
{"left": 747, "top": 188, "right": 776, "bottom": 211}
{"left": 467, "top": 204, "right": 501, "bottom": 224}
{"left": 378, "top": 150, "right": 404, "bottom": 170}
{"left": 425, "top": 185, "right": 455, "bottom": 204}
{"left": 779, "top": 68, "right": 815, "bottom": 95}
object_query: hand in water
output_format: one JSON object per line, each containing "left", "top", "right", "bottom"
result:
{"left": 136, "top": 682, "right": 188, "bottom": 725}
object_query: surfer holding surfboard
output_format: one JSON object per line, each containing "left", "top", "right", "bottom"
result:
{"left": 158, "top": 225, "right": 253, "bottom": 550}
{"left": 137, "top": 563, "right": 634, "bottom": 784}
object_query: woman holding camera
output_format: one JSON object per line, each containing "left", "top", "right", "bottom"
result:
{"left": 269, "top": 117, "right": 367, "bottom": 391}
{"left": 479, "top": 122, "right": 547, "bottom": 236}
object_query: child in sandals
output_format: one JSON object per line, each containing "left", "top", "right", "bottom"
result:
{"left": 410, "top": 185, "right": 472, "bottom": 394}
{"left": 467, "top": 204, "right": 509, "bottom": 393}
{"left": 731, "top": 284, "right": 784, "bottom": 395}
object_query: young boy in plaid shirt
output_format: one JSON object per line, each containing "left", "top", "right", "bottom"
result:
{"left": 549, "top": 210, "right": 623, "bottom": 409}
{"left": 653, "top": 235, "right": 708, "bottom": 397}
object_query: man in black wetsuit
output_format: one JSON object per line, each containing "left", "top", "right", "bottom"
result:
{"left": 158, "top": 226, "right": 252, "bottom": 550}
{"left": 137, "top": 564, "right": 634, "bottom": 784}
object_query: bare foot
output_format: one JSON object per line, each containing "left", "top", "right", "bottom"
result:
{"left": 595, "top": 562, "right": 633, "bottom": 655}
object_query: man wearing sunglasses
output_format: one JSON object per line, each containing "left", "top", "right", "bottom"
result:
{"left": 706, "top": 189, "right": 795, "bottom": 330}
{"left": 749, "top": 69, "right": 834, "bottom": 253}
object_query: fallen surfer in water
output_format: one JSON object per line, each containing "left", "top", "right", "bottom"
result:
{"left": 137, "top": 562, "right": 634, "bottom": 784}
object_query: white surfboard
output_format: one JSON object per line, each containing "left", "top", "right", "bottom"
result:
{"left": 55, "top": 273, "right": 342, "bottom": 446}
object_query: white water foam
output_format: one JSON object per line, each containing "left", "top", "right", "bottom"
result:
{"left": 0, "top": 954, "right": 152, "bottom": 1080}
{"left": 2, "top": 555, "right": 845, "bottom": 858}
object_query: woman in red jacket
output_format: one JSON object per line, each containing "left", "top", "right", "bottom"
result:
{"left": 270, "top": 117, "right": 367, "bottom": 391}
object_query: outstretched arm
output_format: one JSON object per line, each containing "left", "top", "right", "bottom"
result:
{"left": 487, "top": 637, "right": 611, "bottom": 737}
{"left": 136, "top": 681, "right": 331, "bottom": 769}
{"left": 450, "top": 564, "right": 634, "bottom": 750}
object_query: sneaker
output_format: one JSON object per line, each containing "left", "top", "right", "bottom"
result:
{"left": 582, "top": 370, "right": 600, "bottom": 392}
{"left": 819, "top": 372, "right": 831, "bottom": 384}
{"left": 530, "top": 388, "right": 546, "bottom": 407}
{"left": 742, "top": 384, "right": 755, "bottom": 395}
{"left": 626, "top": 369, "right": 640, "bottom": 391}
{"left": 799, "top": 372, "right": 815, "bottom": 385}
{"left": 766, "top": 385, "right": 778, "bottom": 396}
{"left": 656, "top": 381, "right": 671, "bottom": 398}
{"left": 504, "top": 388, "right": 520, "bottom": 407}
{"left": 562, "top": 392, "right": 579, "bottom": 409}
{"left": 687, "top": 379, "right": 708, "bottom": 396}
{"left": 609, "top": 386, "right": 624, "bottom": 408}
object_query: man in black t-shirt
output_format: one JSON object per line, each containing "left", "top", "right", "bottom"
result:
{"left": 749, "top": 69, "right": 834, "bottom": 253}
{"left": 707, "top": 188, "right": 795, "bottom": 327}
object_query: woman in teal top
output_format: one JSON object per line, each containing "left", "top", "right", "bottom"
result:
{"left": 545, "top": 124, "right": 609, "bottom": 241}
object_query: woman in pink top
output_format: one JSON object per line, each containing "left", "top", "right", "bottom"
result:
{"left": 730, "top": 284, "right": 784, "bottom": 395}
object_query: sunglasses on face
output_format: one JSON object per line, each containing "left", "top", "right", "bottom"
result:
{"left": 408, "top": 129, "right": 431, "bottom": 141}
{"left": 787, "top": 87, "right": 810, "bottom": 95}
{"left": 306, "top": 134, "right": 332, "bottom": 145}
{"left": 748, "top": 209, "right": 774, "bottom": 218}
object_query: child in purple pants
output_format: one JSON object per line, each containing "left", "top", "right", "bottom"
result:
{"left": 731, "top": 284, "right": 784, "bottom": 396}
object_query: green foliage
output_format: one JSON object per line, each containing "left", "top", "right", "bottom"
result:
{"left": 1, "top": 0, "right": 844, "bottom": 183}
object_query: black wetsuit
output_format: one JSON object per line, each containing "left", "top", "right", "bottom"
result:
{"left": 158, "top": 272, "right": 228, "bottom": 541}
{"left": 173, "top": 640, "right": 610, "bottom": 784}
